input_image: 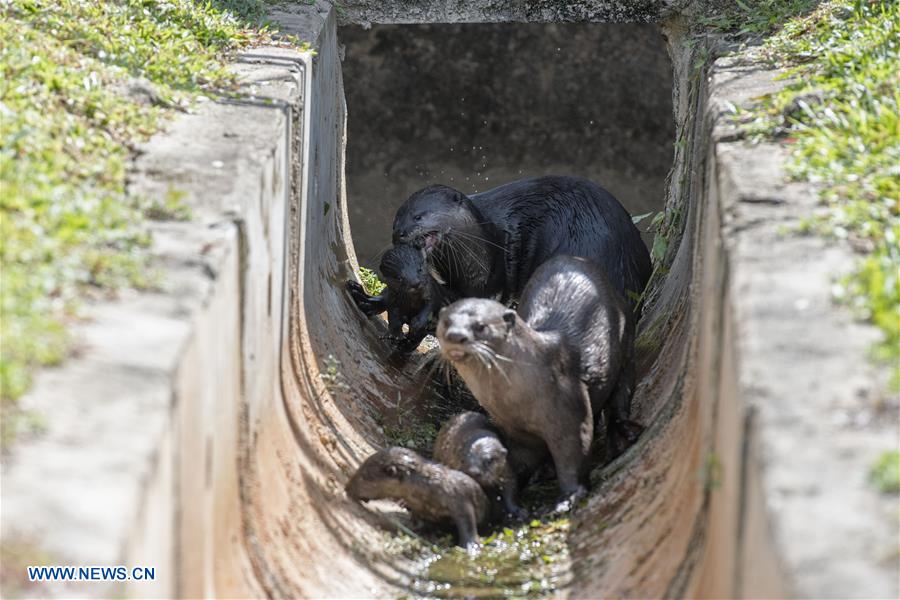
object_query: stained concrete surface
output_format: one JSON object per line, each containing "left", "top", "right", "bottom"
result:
{"left": 336, "top": 0, "right": 690, "bottom": 24}
{"left": 709, "top": 52, "right": 900, "bottom": 599}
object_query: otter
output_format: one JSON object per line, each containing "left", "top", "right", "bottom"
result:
{"left": 346, "top": 244, "right": 455, "bottom": 353}
{"left": 436, "top": 256, "right": 643, "bottom": 511}
{"left": 345, "top": 447, "right": 489, "bottom": 549}
{"left": 391, "top": 175, "right": 651, "bottom": 306}
{"left": 433, "top": 412, "right": 525, "bottom": 520}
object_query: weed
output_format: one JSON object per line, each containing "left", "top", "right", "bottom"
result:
{"left": 696, "top": 0, "right": 819, "bottom": 36}
{"left": 869, "top": 450, "right": 900, "bottom": 494}
{"left": 380, "top": 393, "right": 439, "bottom": 454}
{"left": 143, "top": 188, "right": 193, "bottom": 221}
{"left": 358, "top": 266, "right": 386, "bottom": 296}
{"left": 320, "top": 354, "right": 350, "bottom": 394}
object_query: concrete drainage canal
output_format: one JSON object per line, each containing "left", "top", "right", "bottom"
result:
{"left": 235, "top": 8, "right": 753, "bottom": 598}
{"left": 2, "top": 2, "right": 795, "bottom": 599}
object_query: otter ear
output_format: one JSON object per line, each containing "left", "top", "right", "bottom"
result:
{"left": 502, "top": 309, "right": 516, "bottom": 330}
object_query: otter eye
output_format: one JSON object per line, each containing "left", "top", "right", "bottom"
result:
{"left": 414, "top": 214, "right": 423, "bottom": 222}
{"left": 385, "top": 465, "right": 399, "bottom": 478}
{"left": 473, "top": 322, "right": 486, "bottom": 333}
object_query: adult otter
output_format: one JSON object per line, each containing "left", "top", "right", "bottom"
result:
{"left": 392, "top": 176, "right": 651, "bottom": 306}
{"left": 346, "top": 244, "right": 455, "bottom": 352}
{"left": 433, "top": 412, "right": 524, "bottom": 520}
{"left": 436, "top": 256, "right": 642, "bottom": 511}
{"left": 346, "top": 447, "right": 489, "bottom": 549}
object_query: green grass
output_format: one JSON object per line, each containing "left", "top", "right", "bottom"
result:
{"left": 728, "top": 1, "right": 900, "bottom": 389}
{"left": 869, "top": 450, "right": 900, "bottom": 493}
{"left": 0, "top": 0, "right": 280, "bottom": 440}
{"left": 697, "top": 0, "right": 820, "bottom": 37}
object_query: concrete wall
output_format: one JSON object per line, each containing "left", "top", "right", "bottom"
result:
{"left": 340, "top": 22, "right": 674, "bottom": 263}
{"left": 335, "top": 0, "right": 689, "bottom": 24}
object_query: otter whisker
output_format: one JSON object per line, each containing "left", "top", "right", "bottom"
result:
{"left": 469, "top": 344, "right": 492, "bottom": 372}
{"left": 489, "top": 351, "right": 516, "bottom": 363}
{"left": 445, "top": 234, "right": 488, "bottom": 275}
{"left": 442, "top": 358, "right": 453, "bottom": 386}
{"left": 458, "top": 237, "right": 490, "bottom": 273}
{"left": 471, "top": 341, "right": 511, "bottom": 385}
{"left": 444, "top": 236, "right": 470, "bottom": 283}
{"left": 412, "top": 352, "right": 441, "bottom": 379}
{"left": 449, "top": 229, "right": 509, "bottom": 254}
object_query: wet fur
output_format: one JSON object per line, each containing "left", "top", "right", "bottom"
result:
{"left": 437, "top": 256, "right": 642, "bottom": 507}
{"left": 380, "top": 244, "right": 456, "bottom": 352}
{"left": 433, "top": 412, "right": 524, "bottom": 520}
{"left": 393, "top": 176, "right": 651, "bottom": 307}
{"left": 346, "top": 447, "right": 489, "bottom": 548}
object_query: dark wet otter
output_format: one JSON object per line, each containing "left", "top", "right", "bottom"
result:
{"left": 345, "top": 447, "right": 489, "bottom": 549}
{"left": 346, "top": 244, "right": 454, "bottom": 352}
{"left": 392, "top": 176, "right": 651, "bottom": 306}
{"left": 436, "top": 256, "right": 643, "bottom": 511}
{"left": 433, "top": 412, "right": 524, "bottom": 520}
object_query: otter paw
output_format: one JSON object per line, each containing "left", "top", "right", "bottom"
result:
{"left": 345, "top": 281, "right": 380, "bottom": 316}
{"left": 345, "top": 279, "right": 367, "bottom": 299}
{"left": 553, "top": 487, "right": 587, "bottom": 514}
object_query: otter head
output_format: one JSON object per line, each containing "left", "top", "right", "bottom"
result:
{"left": 379, "top": 244, "right": 431, "bottom": 308}
{"left": 437, "top": 298, "right": 517, "bottom": 364}
{"left": 392, "top": 184, "right": 476, "bottom": 252}
{"left": 345, "top": 447, "right": 422, "bottom": 502}
{"left": 466, "top": 437, "right": 509, "bottom": 486}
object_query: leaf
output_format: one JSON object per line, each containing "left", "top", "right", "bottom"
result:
{"left": 631, "top": 211, "right": 653, "bottom": 224}
{"left": 651, "top": 233, "right": 668, "bottom": 264}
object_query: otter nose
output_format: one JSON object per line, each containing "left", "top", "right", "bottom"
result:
{"left": 444, "top": 330, "right": 469, "bottom": 344}
{"left": 392, "top": 230, "right": 408, "bottom": 244}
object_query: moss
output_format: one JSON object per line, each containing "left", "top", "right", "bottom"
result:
{"left": 386, "top": 516, "right": 570, "bottom": 598}
{"left": 0, "top": 0, "right": 299, "bottom": 437}
{"left": 382, "top": 417, "right": 439, "bottom": 455}
{"left": 378, "top": 391, "right": 440, "bottom": 455}
{"left": 143, "top": 188, "right": 193, "bottom": 221}
{"left": 727, "top": 1, "right": 900, "bottom": 390}
{"left": 378, "top": 465, "right": 577, "bottom": 597}
{"left": 869, "top": 450, "right": 900, "bottom": 494}
{"left": 634, "top": 311, "right": 667, "bottom": 357}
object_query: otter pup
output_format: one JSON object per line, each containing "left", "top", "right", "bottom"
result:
{"left": 345, "top": 447, "right": 489, "bottom": 549}
{"left": 346, "top": 245, "right": 454, "bottom": 353}
{"left": 391, "top": 175, "right": 651, "bottom": 306}
{"left": 433, "top": 412, "right": 525, "bottom": 520}
{"left": 436, "top": 255, "right": 642, "bottom": 511}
